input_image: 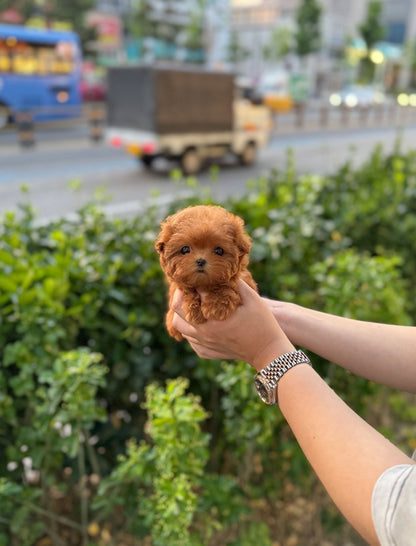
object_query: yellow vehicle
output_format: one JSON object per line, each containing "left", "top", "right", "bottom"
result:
{"left": 262, "top": 93, "right": 293, "bottom": 113}
{"left": 258, "top": 70, "right": 293, "bottom": 114}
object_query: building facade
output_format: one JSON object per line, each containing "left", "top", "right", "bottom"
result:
{"left": 383, "top": 0, "right": 416, "bottom": 43}
{"left": 92, "top": 0, "right": 416, "bottom": 86}
{"left": 230, "top": 0, "right": 416, "bottom": 87}
{"left": 230, "top": 0, "right": 289, "bottom": 78}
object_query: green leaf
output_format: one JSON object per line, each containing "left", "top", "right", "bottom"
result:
{"left": 0, "top": 275, "right": 17, "bottom": 292}
{"left": 0, "top": 249, "right": 15, "bottom": 266}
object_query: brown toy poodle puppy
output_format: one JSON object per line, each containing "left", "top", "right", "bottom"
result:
{"left": 155, "top": 204, "right": 258, "bottom": 341}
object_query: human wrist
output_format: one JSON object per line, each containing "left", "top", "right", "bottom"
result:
{"left": 254, "top": 349, "right": 312, "bottom": 405}
{"left": 273, "top": 300, "right": 298, "bottom": 329}
{"left": 251, "top": 338, "right": 295, "bottom": 372}
{"left": 276, "top": 360, "right": 315, "bottom": 406}
{"left": 267, "top": 300, "right": 307, "bottom": 347}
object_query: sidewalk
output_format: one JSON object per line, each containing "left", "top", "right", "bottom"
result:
{"left": 1, "top": 102, "right": 416, "bottom": 156}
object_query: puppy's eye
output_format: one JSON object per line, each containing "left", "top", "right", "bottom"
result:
{"left": 214, "top": 247, "right": 224, "bottom": 256}
{"left": 181, "top": 246, "right": 191, "bottom": 254}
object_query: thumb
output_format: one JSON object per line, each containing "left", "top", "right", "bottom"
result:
{"left": 237, "top": 278, "right": 259, "bottom": 302}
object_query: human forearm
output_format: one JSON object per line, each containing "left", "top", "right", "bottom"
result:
{"left": 172, "top": 282, "right": 416, "bottom": 544}
{"left": 172, "top": 283, "right": 416, "bottom": 543}
{"left": 277, "top": 362, "right": 414, "bottom": 545}
{"left": 268, "top": 300, "right": 416, "bottom": 392}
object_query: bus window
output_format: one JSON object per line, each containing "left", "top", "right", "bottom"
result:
{"left": 0, "top": 38, "right": 75, "bottom": 75}
{"left": 0, "top": 50, "right": 11, "bottom": 71}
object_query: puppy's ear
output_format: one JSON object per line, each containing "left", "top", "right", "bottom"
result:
{"left": 231, "top": 216, "right": 252, "bottom": 255}
{"left": 155, "top": 240, "right": 165, "bottom": 254}
{"left": 237, "top": 232, "right": 252, "bottom": 255}
{"left": 155, "top": 220, "right": 171, "bottom": 254}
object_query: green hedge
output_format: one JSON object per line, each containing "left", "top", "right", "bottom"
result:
{"left": 0, "top": 142, "right": 415, "bottom": 545}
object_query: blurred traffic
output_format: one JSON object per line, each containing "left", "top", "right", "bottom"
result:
{"left": 329, "top": 85, "right": 386, "bottom": 108}
{"left": 1, "top": 0, "right": 416, "bottom": 171}
{"left": 106, "top": 66, "right": 272, "bottom": 175}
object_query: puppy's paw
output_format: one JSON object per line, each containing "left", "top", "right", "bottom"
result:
{"left": 186, "top": 305, "right": 206, "bottom": 325}
{"left": 202, "top": 292, "right": 240, "bottom": 322}
{"left": 182, "top": 294, "right": 206, "bottom": 325}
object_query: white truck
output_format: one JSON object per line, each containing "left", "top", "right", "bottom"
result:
{"left": 105, "top": 65, "right": 271, "bottom": 175}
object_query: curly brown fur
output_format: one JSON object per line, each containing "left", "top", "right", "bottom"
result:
{"left": 155, "top": 205, "right": 258, "bottom": 341}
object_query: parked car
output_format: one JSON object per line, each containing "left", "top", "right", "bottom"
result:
{"left": 329, "top": 85, "right": 385, "bottom": 108}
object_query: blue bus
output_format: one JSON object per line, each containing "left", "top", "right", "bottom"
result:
{"left": 0, "top": 23, "right": 82, "bottom": 128}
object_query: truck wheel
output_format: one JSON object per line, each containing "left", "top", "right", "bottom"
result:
{"left": 141, "top": 154, "right": 155, "bottom": 170}
{"left": 239, "top": 142, "right": 257, "bottom": 166}
{"left": 0, "top": 104, "right": 11, "bottom": 130}
{"left": 181, "top": 148, "right": 201, "bottom": 175}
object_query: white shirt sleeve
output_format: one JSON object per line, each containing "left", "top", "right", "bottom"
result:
{"left": 372, "top": 463, "right": 416, "bottom": 545}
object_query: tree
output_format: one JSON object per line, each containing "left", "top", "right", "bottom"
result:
{"left": 129, "top": 0, "right": 207, "bottom": 62}
{"left": 128, "top": 0, "right": 157, "bottom": 41}
{"left": 358, "top": 1, "right": 386, "bottom": 83}
{"left": 49, "top": 0, "right": 96, "bottom": 53}
{"left": 130, "top": 0, "right": 180, "bottom": 45}
{"left": 182, "top": 0, "right": 207, "bottom": 59}
{"left": 263, "top": 26, "right": 294, "bottom": 64}
{"left": 359, "top": 1, "right": 385, "bottom": 51}
{"left": 227, "top": 30, "right": 249, "bottom": 66}
{"left": 403, "top": 38, "right": 416, "bottom": 88}
{"left": 294, "top": 0, "right": 322, "bottom": 58}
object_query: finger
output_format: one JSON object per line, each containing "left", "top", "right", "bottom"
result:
{"left": 185, "top": 335, "right": 236, "bottom": 360}
{"left": 187, "top": 339, "right": 230, "bottom": 360}
{"left": 237, "top": 278, "right": 258, "bottom": 300}
{"left": 171, "top": 312, "right": 198, "bottom": 338}
{"left": 181, "top": 333, "right": 200, "bottom": 346}
{"left": 171, "top": 289, "right": 186, "bottom": 319}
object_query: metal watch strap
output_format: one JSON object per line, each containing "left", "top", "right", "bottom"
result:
{"left": 254, "top": 349, "right": 311, "bottom": 405}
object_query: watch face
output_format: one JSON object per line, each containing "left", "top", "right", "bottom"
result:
{"left": 255, "top": 377, "right": 272, "bottom": 404}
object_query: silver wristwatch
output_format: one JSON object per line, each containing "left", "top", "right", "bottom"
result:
{"left": 254, "top": 349, "right": 311, "bottom": 405}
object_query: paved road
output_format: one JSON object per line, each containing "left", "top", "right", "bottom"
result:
{"left": 1, "top": 122, "right": 416, "bottom": 221}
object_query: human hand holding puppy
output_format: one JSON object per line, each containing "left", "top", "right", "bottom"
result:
{"left": 171, "top": 265, "right": 416, "bottom": 546}
{"left": 171, "top": 279, "right": 294, "bottom": 372}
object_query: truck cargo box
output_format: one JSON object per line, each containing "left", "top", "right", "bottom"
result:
{"left": 107, "top": 66, "right": 234, "bottom": 134}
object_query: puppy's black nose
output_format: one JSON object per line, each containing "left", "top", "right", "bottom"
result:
{"left": 196, "top": 258, "right": 206, "bottom": 268}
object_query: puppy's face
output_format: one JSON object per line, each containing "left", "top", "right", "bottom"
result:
{"left": 155, "top": 206, "right": 252, "bottom": 289}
